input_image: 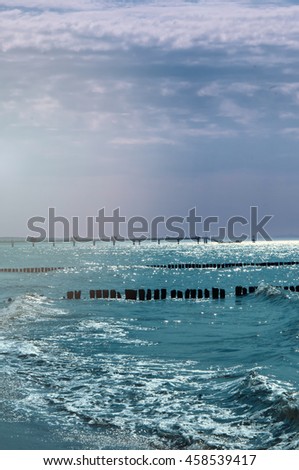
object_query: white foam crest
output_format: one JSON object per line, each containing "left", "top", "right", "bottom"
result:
{"left": 0, "top": 338, "right": 42, "bottom": 359}
{"left": 255, "top": 284, "right": 283, "bottom": 297}
{"left": 0, "top": 293, "right": 67, "bottom": 325}
{"left": 76, "top": 319, "right": 155, "bottom": 346}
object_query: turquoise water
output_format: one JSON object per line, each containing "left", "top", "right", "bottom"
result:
{"left": 0, "top": 240, "right": 299, "bottom": 450}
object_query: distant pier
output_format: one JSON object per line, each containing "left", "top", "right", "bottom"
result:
{"left": 3, "top": 236, "right": 249, "bottom": 247}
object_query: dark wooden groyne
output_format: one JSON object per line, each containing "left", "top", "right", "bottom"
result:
{"left": 3, "top": 260, "right": 295, "bottom": 273}
{"left": 67, "top": 290, "right": 82, "bottom": 300}
{"left": 235, "top": 286, "right": 258, "bottom": 296}
{"left": 89, "top": 289, "right": 122, "bottom": 299}
{"left": 1, "top": 261, "right": 297, "bottom": 273}
{"left": 148, "top": 261, "right": 299, "bottom": 269}
{"left": 1, "top": 260, "right": 297, "bottom": 273}
{"left": 66, "top": 284, "right": 299, "bottom": 300}
{"left": 66, "top": 287, "right": 227, "bottom": 300}
{"left": 0, "top": 267, "right": 66, "bottom": 273}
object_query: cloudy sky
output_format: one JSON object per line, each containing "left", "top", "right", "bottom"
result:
{"left": 1, "top": 0, "right": 299, "bottom": 238}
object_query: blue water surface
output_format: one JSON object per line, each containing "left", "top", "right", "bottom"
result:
{"left": 0, "top": 240, "right": 299, "bottom": 449}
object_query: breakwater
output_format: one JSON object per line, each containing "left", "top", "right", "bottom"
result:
{"left": 66, "top": 287, "right": 225, "bottom": 300}
{"left": 65, "top": 284, "right": 299, "bottom": 300}
{"left": 0, "top": 267, "right": 66, "bottom": 273}
{"left": 148, "top": 260, "right": 299, "bottom": 269}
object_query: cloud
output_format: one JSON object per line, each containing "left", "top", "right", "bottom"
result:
{"left": 197, "top": 82, "right": 222, "bottom": 97}
{"left": 281, "top": 127, "right": 299, "bottom": 138}
{"left": 109, "top": 136, "right": 176, "bottom": 145}
{"left": 182, "top": 124, "right": 237, "bottom": 138}
{"left": 0, "top": 1, "right": 299, "bottom": 55}
{"left": 219, "top": 99, "right": 260, "bottom": 126}
{"left": 1, "top": 1, "right": 299, "bottom": 236}
{"left": 279, "top": 111, "right": 297, "bottom": 119}
{"left": 273, "top": 82, "right": 299, "bottom": 105}
{"left": 197, "top": 81, "right": 260, "bottom": 98}
{"left": 160, "top": 80, "right": 190, "bottom": 97}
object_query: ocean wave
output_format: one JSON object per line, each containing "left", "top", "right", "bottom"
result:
{"left": 225, "top": 370, "right": 299, "bottom": 448}
{"left": 4, "top": 346, "right": 297, "bottom": 449}
{"left": 1, "top": 240, "right": 299, "bottom": 450}
{"left": 255, "top": 284, "right": 285, "bottom": 298}
{"left": 0, "top": 293, "right": 66, "bottom": 325}
{"left": 255, "top": 284, "right": 299, "bottom": 304}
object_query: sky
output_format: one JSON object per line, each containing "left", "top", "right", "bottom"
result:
{"left": 1, "top": 0, "right": 299, "bottom": 238}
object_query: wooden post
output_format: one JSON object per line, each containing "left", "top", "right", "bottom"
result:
{"left": 125, "top": 289, "right": 137, "bottom": 300}
{"left": 190, "top": 289, "right": 196, "bottom": 299}
{"left": 204, "top": 289, "right": 210, "bottom": 299}
{"left": 220, "top": 289, "right": 225, "bottom": 299}
{"left": 75, "top": 290, "right": 81, "bottom": 300}
{"left": 235, "top": 286, "right": 243, "bottom": 297}
{"left": 212, "top": 288, "right": 219, "bottom": 299}
{"left": 154, "top": 289, "right": 160, "bottom": 300}
{"left": 103, "top": 289, "right": 109, "bottom": 299}
{"left": 110, "top": 290, "right": 116, "bottom": 299}
{"left": 139, "top": 289, "right": 145, "bottom": 301}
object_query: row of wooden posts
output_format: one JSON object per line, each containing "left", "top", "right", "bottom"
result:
{"left": 149, "top": 260, "right": 299, "bottom": 269}
{"left": 67, "top": 285, "right": 299, "bottom": 300}
{"left": 0, "top": 267, "right": 65, "bottom": 273}
{"left": 67, "top": 287, "right": 226, "bottom": 300}
{"left": 1, "top": 260, "right": 298, "bottom": 273}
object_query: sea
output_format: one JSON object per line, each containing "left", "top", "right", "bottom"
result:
{"left": 0, "top": 239, "right": 299, "bottom": 450}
